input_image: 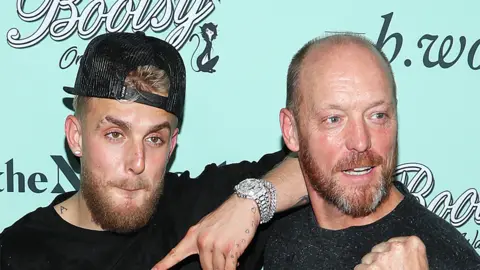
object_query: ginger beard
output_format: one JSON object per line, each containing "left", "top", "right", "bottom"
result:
{"left": 299, "top": 137, "right": 398, "bottom": 218}
{"left": 80, "top": 164, "right": 164, "bottom": 233}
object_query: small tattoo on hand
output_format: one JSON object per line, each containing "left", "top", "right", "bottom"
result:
{"left": 245, "top": 229, "right": 250, "bottom": 234}
{"left": 60, "top": 206, "right": 67, "bottom": 214}
{"left": 251, "top": 207, "right": 256, "bottom": 213}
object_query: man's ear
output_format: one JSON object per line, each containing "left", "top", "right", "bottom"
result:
{"left": 168, "top": 128, "right": 179, "bottom": 158}
{"left": 279, "top": 108, "right": 300, "bottom": 152}
{"left": 65, "top": 115, "right": 83, "bottom": 157}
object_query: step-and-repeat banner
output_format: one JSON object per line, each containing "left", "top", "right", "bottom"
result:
{"left": 1, "top": 0, "right": 479, "bottom": 254}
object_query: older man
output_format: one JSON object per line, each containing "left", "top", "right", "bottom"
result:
{"left": 262, "top": 33, "right": 480, "bottom": 269}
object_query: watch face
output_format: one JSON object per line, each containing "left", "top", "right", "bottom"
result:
{"left": 239, "top": 179, "right": 264, "bottom": 196}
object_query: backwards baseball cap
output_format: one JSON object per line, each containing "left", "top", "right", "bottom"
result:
{"left": 63, "top": 31, "right": 186, "bottom": 122}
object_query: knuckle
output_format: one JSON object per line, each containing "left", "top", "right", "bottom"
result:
{"left": 390, "top": 241, "right": 404, "bottom": 252}
{"left": 409, "top": 236, "right": 426, "bottom": 249}
{"left": 418, "top": 242, "right": 427, "bottom": 253}
{"left": 354, "top": 265, "right": 369, "bottom": 270}
{"left": 360, "top": 253, "right": 371, "bottom": 264}
{"left": 221, "top": 241, "right": 233, "bottom": 254}
{"left": 211, "top": 239, "right": 224, "bottom": 251}
{"left": 197, "top": 233, "right": 210, "bottom": 249}
{"left": 407, "top": 235, "right": 419, "bottom": 244}
{"left": 408, "top": 235, "right": 421, "bottom": 242}
{"left": 169, "top": 248, "right": 177, "bottom": 257}
{"left": 376, "top": 252, "right": 389, "bottom": 262}
{"left": 187, "top": 225, "right": 198, "bottom": 235}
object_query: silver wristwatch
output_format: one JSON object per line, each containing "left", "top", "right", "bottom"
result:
{"left": 234, "top": 178, "right": 277, "bottom": 224}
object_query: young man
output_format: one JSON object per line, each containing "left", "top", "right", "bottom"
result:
{"left": 0, "top": 31, "right": 307, "bottom": 270}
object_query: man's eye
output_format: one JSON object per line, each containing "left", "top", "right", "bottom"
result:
{"left": 326, "top": 116, "right": 340, "bottom": 124}
{"left": 106, "top": 132, "right": 123, "bottom": 140}
{"left": 147, "top": 137, "right": 164, "bottom": 146}
{"left": 373, "top": 113, "right": 386, "bottom": 119}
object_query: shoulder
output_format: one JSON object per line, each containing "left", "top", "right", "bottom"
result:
{"left": 1, "top": 206, "right": 52, "bottom": 257}
{"left": 398, "top": 192, "right": 467, "bottom": 246}
{"left": 393, "top": 182, "right": 475, "bottom": 253}
{"left": 1, "top": 193, "right": 73, "bottom": 256}
{"left": 397, "top": 195, "right": 480, "bottom": 266}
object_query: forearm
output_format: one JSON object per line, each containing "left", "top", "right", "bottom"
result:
{"left": 262, "top": 153, "right": 309, "bottom": 213}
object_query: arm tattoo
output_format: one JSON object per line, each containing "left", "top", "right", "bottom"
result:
{"left": 60, "top": 206, "right": 67, "bottom": 214}
{"left": 293, "top": 195, "right": 310, "bottom": 208}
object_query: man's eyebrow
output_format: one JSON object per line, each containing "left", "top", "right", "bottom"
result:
{"left": 314, "top": 100, "right": 391, "bottom": 112}
{"left": 366, "top": 100, "right": 391, "bottom": 109}
{"left": 96, "top": 116, "right": 171, "bottom": 135}
{"left": 96, "top": 115, "right": 132, "bottom": 131}
{"left": 147, "top": 122, "right": 171, "bottom": 134}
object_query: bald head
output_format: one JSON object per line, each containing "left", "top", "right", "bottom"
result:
{"left": 286, "top": 33, "right": 397, "bottom": 119}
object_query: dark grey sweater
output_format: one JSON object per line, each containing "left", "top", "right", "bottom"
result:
{"left": 264, "top": 182, "right": 480, "bottom": 270}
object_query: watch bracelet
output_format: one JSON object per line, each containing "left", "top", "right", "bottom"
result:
{"left": 257, "top": 192, "right": 269, "bottom": 218}
{"left": 267, "top": 181, "right": 277, "bottom": 222}
{"left": 262, "top": 180, "right": 277, "bottom": 224}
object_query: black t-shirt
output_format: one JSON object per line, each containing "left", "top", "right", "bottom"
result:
{"left": 0, "top": 150, "right": 286, "bottom": 270}
{"left": 264, "top": 181, "right": 480, "bottom": 270}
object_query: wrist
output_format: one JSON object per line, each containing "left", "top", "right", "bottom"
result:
{"left": 234, "top": 195, "right": 261, "bottom": 225}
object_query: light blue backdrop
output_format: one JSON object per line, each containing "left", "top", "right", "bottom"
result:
{"left": 1, "top": 0, "right": 479, "bottom": 254}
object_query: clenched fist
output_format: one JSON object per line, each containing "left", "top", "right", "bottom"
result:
{"left": 354, "top": 236, "right": 429, "bottom": 270}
